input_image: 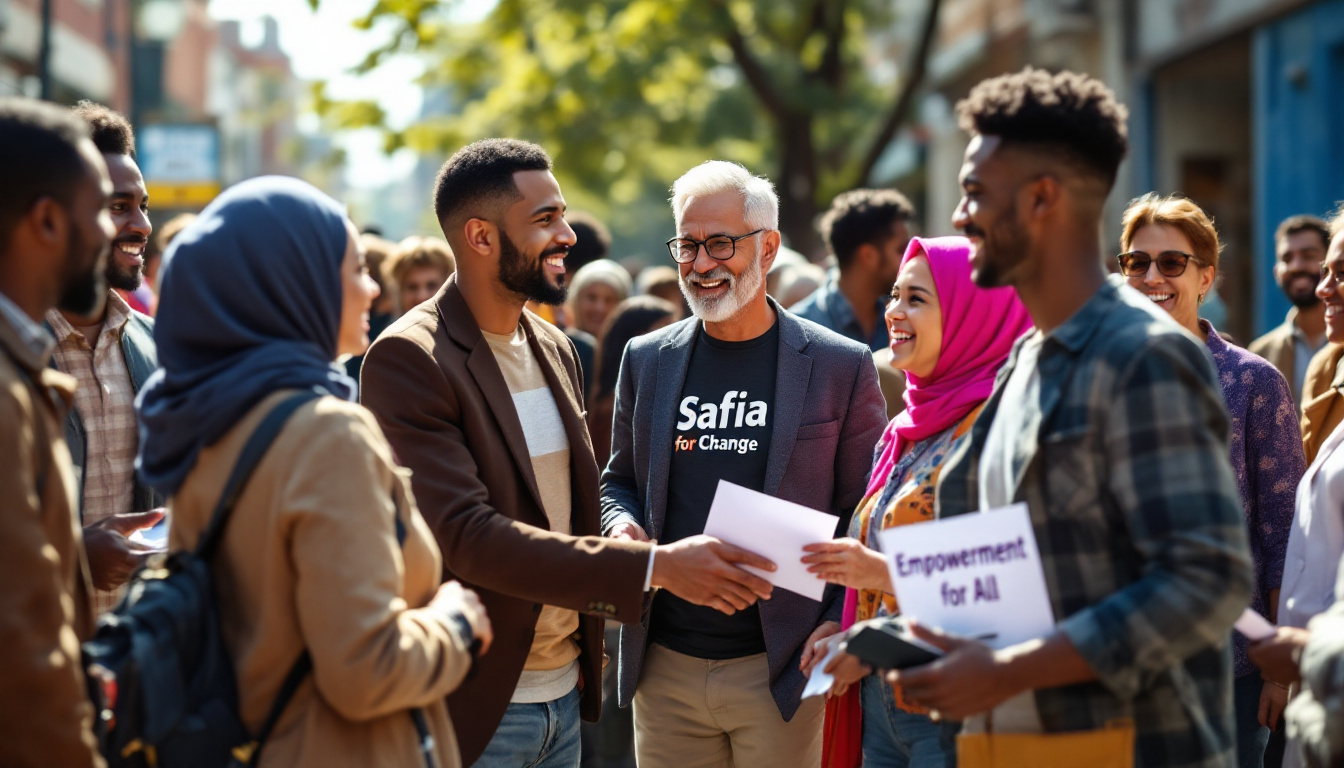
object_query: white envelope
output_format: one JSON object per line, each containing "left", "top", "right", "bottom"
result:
{"left": 702, "top": 480, "right": 839, "bottom": 602}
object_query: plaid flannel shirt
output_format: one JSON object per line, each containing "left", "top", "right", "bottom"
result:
{"left": 937, "top": 278, "right": 1254, "bottom": 768}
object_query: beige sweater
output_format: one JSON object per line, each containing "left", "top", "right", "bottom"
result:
{"left": 169, "top": 391, "right": 472, "bottom": 768}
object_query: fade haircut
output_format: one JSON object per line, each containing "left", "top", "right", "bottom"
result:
{"left": 820, "top": 188, "right": 915, "bottom": 269}
{"left": 433, "top": 139, "right": 552, "bottom": 232}
{"left": 72, "top": 100, "right": 135, "bottom": 157}
{"left": 0, "top": 97, "right": 94, "bottom": 248}
{"left": 956, "top": 67, "right": 1129, "bottom": 189}
{"left": 671, "top": 161, "right": 779, "bottom": 232}
{"left": 1275, "top": 214, "right": 1331, "bottom": 251}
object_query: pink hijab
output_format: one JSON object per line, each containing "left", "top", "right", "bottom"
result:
{"left": 862, "top": 236, "right": 1033, "bottom": 498}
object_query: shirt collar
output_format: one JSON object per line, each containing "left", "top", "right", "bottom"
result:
{"left": 0, "top": 290, "right": 53, "bottom": 359}
{"left": 1046, "top": 277, "right": 1122, "bottom": 354}
{"left": 45, "top": 289, "right": 133, "bottom": 345}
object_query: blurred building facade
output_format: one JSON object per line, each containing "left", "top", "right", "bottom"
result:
{"left": 0, "top": 0, "right": 335, "bottom": 214}
{"left": 885, "top": 0, "right": 1344, "bottom": 341}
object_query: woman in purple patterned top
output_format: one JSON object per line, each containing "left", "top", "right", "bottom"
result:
{"left": 1120, "top": 193, "right": 1306, "bottom": 768}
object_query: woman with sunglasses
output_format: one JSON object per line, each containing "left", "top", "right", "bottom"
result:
{"left": 799, "top": 236, "right": 1033, "bottom": 768}
{"left": 138, "top": 177, "right": 492, "bottom": 767}
{"left": 1118, "top": 193, "right": 1305, "bottom": 768}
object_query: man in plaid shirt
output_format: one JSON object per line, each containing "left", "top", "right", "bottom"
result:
{"left": 889, "top": 69, "right": 1253, "bottom": 767}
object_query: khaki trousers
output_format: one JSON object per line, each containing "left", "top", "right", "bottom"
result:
{"left": 633, "top": 643, "right": 824, "bottom": 768}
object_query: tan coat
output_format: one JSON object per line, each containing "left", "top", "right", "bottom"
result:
{"left": 168, "top": 391, "right": 473, "bottom": 768}
{"left": 0, "top": 312, "right": 102, "bottom": 767}
{"left": 1250, "top": 309, "right": 1305, "bottom": 402}
{"left": 1301, "top": 343, "right": 1344, "bottom": 464}
{"left": 360, "top": 276, "right": 653, "bottom": 765}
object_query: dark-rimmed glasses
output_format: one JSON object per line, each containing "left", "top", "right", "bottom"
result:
{"left": 1117, "top": 250, "right": 1200, "bottom": 278}
{"left": 666, "top": 229, "right": 763, "bottom": 264}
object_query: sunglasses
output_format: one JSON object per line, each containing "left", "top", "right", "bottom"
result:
{"left": 1117, "top": 250, "right": 1201, "bottom": 278}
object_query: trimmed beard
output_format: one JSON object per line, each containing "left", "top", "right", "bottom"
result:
{"left": 968, "top": 206, "right": 1030, "bottom": 290}
{"left": 680, "top": 249, "right": 764, "bottom": 323}
{"left": 106, "top": 237, "right": 145, "bottom": 292}
{"left": 499, "top": 229, "right": 567, "bottom": 306}
{"left": 57, "top": 225, "right": 107, "bottom": 316}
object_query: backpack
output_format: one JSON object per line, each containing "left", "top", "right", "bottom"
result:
{"left": 83, "top": 391, "right": 317, "bottom": 768}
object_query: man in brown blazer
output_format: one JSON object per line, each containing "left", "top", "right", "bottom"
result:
{"left": 360, "top": 139, "right": 775, "bottom": 768}
{"left": 0, "top": 98, "right": 117, "bottom": 768}
{"left": 1249, "top": 215, "right": 1331, "bottom": 403}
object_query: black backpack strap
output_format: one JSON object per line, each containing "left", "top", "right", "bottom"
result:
{"left": 195, "top": 391, "right": 320, "bottom": 561}
{"left": 239, "top": 651, "right": 313, "bottom": 767}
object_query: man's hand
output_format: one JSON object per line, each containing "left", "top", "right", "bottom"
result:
{"left": 651, "top": 535, "right": 775, "bottom": 615}
{"left": 608, "top": 521, "right": 650, "bottom": 542}
{"left": 433, "top": 580, "right": 493, "bottom": 656}
{"left": 800, "top": 621, "right": 842, "bottom": 676}
{"left": 801, "top": 538, "right": 892, "bottom": 592}
{"left": 1259, "top": 679, "right": 1290, "bottom": 731}
{"left": 887, "top": 620, "right": 1022, "bottom": 721}
{"left": 83, "top": 510, "right": 164, "bottom": 591}
{"left": 1249, "top": 626, "right": 1311, "bottom": 687}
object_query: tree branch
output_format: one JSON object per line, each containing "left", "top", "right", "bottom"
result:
{"left": 710, "top": 1, "right": 791, "bottom": 120}
{"left": 812, "top": 0, "right": 848, "bottom": 90}
{"left": 853, "top": 0, "right": 943, "bottom": 186}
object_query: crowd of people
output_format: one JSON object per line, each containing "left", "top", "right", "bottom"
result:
{"left": 2, "top": 64, "right": 1343, "bottom": 768}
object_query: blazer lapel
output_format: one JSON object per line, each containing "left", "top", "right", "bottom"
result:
{"left": 648, "top": 322, "right": 697, "bottom": 539}
{"left": 764, "top": 311, "right": 811, "bottom": 496}
{"left": 440, "top": 278, "right": 546, "bottom": 519}
{"left": 524, "top": 316, "right": 601, "bottom": 534}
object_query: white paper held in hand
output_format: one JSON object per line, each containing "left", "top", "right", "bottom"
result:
{"left": 802, "top": 640, "right": 843, "bottom": 699}
{"left": 702, "top": 480, "right": 838, "bottom": 602}
{"left": 1233, "top": 608, "right": 1276, "bottom": 641}
{"left": 877, "top": 502, "right": 1054, "bottom": 650}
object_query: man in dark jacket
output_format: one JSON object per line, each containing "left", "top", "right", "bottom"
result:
{"left": 45, "top": 102, "right": 162, "bottom": 616}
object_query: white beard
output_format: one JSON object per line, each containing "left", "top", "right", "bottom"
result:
{"left": 680, "top": 252, "right": 764, "bottom": 323}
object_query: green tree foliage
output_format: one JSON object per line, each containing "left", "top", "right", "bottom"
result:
{"left": 318, "top": 0, "right": 941, "bottom": 258}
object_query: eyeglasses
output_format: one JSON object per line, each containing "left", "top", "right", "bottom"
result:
{"left": 666, "top": 229, "right": 763, "bottom": 264}
{"left": 1116, "top": 250, "right": 1201, "bottom": 278}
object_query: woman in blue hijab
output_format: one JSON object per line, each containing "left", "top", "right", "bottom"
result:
{"left": 137, "top": 177, "right": 489, "bottom": 768}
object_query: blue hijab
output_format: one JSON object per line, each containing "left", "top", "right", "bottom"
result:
{"left": 136, "top": 176, "right": 357, "bottom": 497}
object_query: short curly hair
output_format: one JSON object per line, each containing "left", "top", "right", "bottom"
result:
{"left": 433, "top": 139, "right": 551, "bottom": 231}
{"left": 956, "top": 67, "right": 1128, "bottom": 187}
{"left": 72, "top": 100, "right": 135, "bottom": 157}
{"left": 819, "top": 188, "right": 915, "bottom": 269}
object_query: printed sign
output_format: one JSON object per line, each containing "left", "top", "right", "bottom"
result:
{"left": 877, "top": 503, "right": 1054, "bottom": 649}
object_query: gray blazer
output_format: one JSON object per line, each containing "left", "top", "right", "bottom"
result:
{"left": 600, "top": 300, "right": 887, "bottom": 719}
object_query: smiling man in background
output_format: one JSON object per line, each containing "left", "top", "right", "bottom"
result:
{"left": 46, "top": 101, "right": 163, "bottom": 617}
{"left": 1250, "top": 215, "right": 1332, "bottom": 404}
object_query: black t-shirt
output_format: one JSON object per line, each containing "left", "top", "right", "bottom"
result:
{"left": 649, "top": 321, "right": 779, "bottom": 659}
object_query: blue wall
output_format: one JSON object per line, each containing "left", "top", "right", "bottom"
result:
{"left": 1253, "top": 0, "right": 1344, "bottom": 335}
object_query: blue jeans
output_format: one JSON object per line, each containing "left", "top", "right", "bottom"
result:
{"left": 1235, "top": 671, "right": 1271, "bottom": 768}
{"left": 861, "top": 674, "right": 953, "bottom": 768}
{"left": 471, "top": 686, "right": 581, "bottom": 768}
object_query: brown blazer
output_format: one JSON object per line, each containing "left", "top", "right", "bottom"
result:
{"left": 1249, "top": 309, "right": 1303, "bottom": 402}
{"left": 1302, "top": 343, "right": 1344, "bottom": 464}
{"left": 169, "top": 391, "right": 473, "bottom": 768}
{"left": 360, "top": 275, "right": 653, "bottom": 765}
{"left": 0, "top": 311, "right": 102, "bottom": 767}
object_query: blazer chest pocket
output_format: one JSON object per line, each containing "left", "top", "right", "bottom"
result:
{"left": 795, "top": 419, "right": 841, "bottom": 441}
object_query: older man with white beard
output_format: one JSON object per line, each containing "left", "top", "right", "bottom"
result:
{"left": 600, "top": 160, "right": 887, "bottom": 768}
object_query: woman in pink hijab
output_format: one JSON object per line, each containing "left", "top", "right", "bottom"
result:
{"left": 800, "top": 236, "right": 1032, "bottom": 768}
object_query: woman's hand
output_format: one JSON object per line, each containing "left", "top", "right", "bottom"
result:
{"left": 1248, "top": 626, "right": 1311, "bottom": 687}
{"left": 802, "top": 538, "right": 893, "bottom": 592}
{"left": 434, "top": 580, "right": 494, "bottom": 656}
{"left": 1258, "top": 679, "right": 1290, "bottom": 731}
{"left": 800, "top": 621, "right": 843, "bottom": 676}
{"left": 825, "top": 649, "right": 872, "bottom": 698}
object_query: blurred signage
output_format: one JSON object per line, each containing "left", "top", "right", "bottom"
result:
{"left": 138, "top": 123, "right": 221, "bottom": 208}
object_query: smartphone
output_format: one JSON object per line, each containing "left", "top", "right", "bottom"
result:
{"left": 844, "top": 623, "right": 943, "bottom": 670}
